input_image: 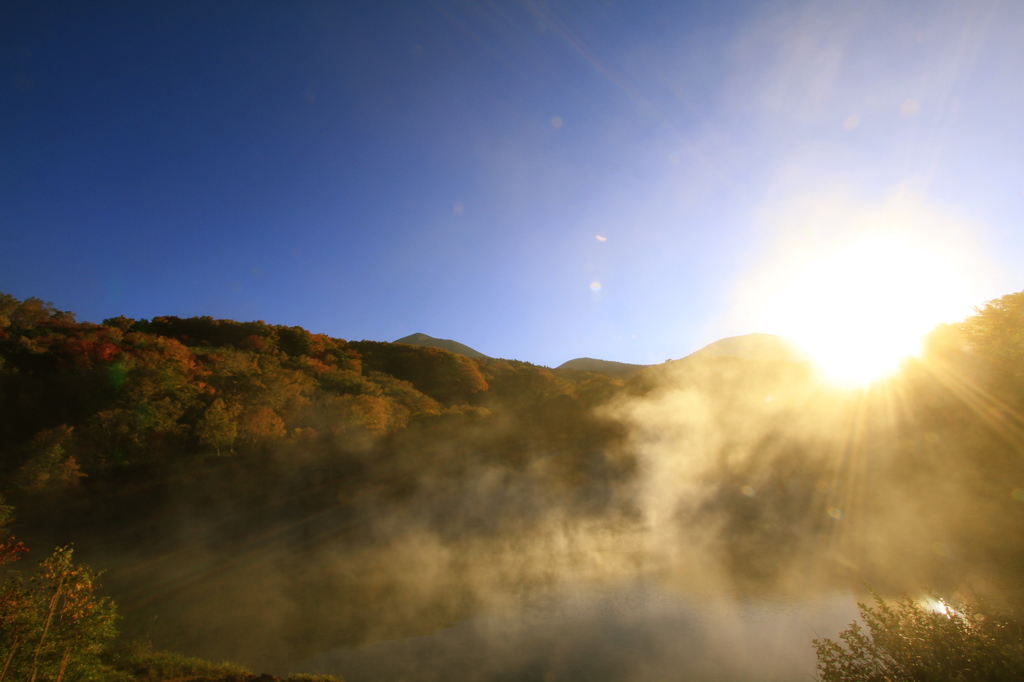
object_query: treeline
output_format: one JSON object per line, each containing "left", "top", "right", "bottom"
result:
{"left": 0, "top": 293, "right": 627, "bottom": 495}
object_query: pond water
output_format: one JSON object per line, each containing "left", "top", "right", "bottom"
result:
{"left": 296, "top": 581, "right": 859, "bottom": 682}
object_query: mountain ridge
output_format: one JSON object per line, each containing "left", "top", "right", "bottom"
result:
{"left": 679, "top": 333, "right": 806, "bottom": 364}
{"left": 393, "top": 332, "right": 491, "bottom": 359}
{"left": 394, "top": 332, "right": 803, "bottom": 379}
{"left": 554, "top": 357, "right": 647, "bottom": 379}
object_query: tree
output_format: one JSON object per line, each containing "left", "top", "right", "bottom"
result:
{"left": 237, "top": 406, "right": 286, "bottom": 446}
{"left": 18, "top": 426, "right": 85, "bottom": 494}
{"left": 31, "top": 547, "right": 117, "bottom": 682}
{"left": 350, "top": 341, "right": 488, "bottom": 405}
{"left": 958, "top": 292, "right": 1024, "bottom": 355}
{"left": 0, "top": 498, "right": 26, "bottom": 567}
{"left": 0, "top": 547, "right": 117, "bottom": 682}
{"left": 814, "top": 592, "right": 1024, "bottom": 681}
{"left": 0, "top": 576, "right": 36, "bottom": 682}
{"left": 0, "top": 294, "right": 75, "bottom": 330}
{"left": 195, "top": 398, "right": 239, "bottom": 455}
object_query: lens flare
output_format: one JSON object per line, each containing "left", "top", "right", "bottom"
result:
{"left": 737, "top": 190, "right": 994, "bottom": 387}
{"left": 757, "top": 234, "right": 973, "bottom": 385}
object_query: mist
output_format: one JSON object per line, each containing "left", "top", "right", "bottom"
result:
{"left": 6, "top": 318, "right": 1009, "bottom": 682}
{"left": 3, "top": 290, "right": 1020, "bottom": 682}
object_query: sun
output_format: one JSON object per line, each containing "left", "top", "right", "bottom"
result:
{"left": 758, "top": 235, "right": 972, "bottom": 386}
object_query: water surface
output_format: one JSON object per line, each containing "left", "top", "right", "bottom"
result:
{"left": 298, "top": 581, "right": 858, "bottom": 682}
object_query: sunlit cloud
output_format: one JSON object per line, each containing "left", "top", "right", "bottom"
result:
{"left": 590, "top": 280, "right": 602, "bottom": 292}
{"left": 842, "top": 115, "right": 859, "bottom": 130}
{"left": 595, "top": 235, "right": 607, "bottom": 242}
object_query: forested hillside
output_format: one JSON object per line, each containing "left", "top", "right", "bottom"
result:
{"left": 4, "top": 291, "right": 1024, "bottom": 679}
{"left": 0, "top": 293, "right": 633, "bottom": 671}
{"left": 0, "top": 294, "right": 627, "bottom": 489}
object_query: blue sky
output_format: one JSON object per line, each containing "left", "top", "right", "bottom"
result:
{"left": 2, "top": 1, "right": 1022, "bottom": 366}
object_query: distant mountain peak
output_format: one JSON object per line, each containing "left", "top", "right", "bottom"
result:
{"left": 555, "top": 357, "right": 647, "bottom": 379}
{"left": 682, "top": 333, "right": 806, "bottom": 363}
{"left": 393, "top": 333, "right": 490, "bottom": 359}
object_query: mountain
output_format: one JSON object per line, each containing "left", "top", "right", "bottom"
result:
{"left": 679, "top": 333, "right": 806, "bottom": 363}
{"left": 556, "top": 334, "right": 801, "bottom": 380}
{"left": 555, "top": 357, "right": 647, "bottom": 379}
{"left": 392, "top": 332, "right": 801, "bottom": 378}
{"left": 393, "top": 332, "right": 491, "bottom": 359}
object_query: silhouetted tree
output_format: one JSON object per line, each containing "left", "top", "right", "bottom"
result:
{"left": 814, "top": 593, "right": 1024, "bottom": 681}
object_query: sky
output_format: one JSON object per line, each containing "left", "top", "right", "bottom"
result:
{"left": 2, "top": 0, "right": 1022, "bottom": 367}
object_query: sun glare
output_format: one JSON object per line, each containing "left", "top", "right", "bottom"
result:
{"left": 923, "top": 597, "right": 958, "bottom": 618}
{"left": 760, "top": 235, "right": 971, "bottom": 386}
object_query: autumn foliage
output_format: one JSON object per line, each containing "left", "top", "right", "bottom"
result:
{"left": 0, "top": 293, "right": 617, "bottom": 491}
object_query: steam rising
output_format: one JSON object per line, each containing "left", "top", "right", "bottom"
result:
{"left": 47, "top": 321, "right": 1017, "bottom": 682}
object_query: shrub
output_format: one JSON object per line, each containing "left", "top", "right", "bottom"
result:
{"left": 814, "top": 592, "right": 1024, "bottom": 681}
{"left": 104, "top": 640, "right": 253, "bottom": 681}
